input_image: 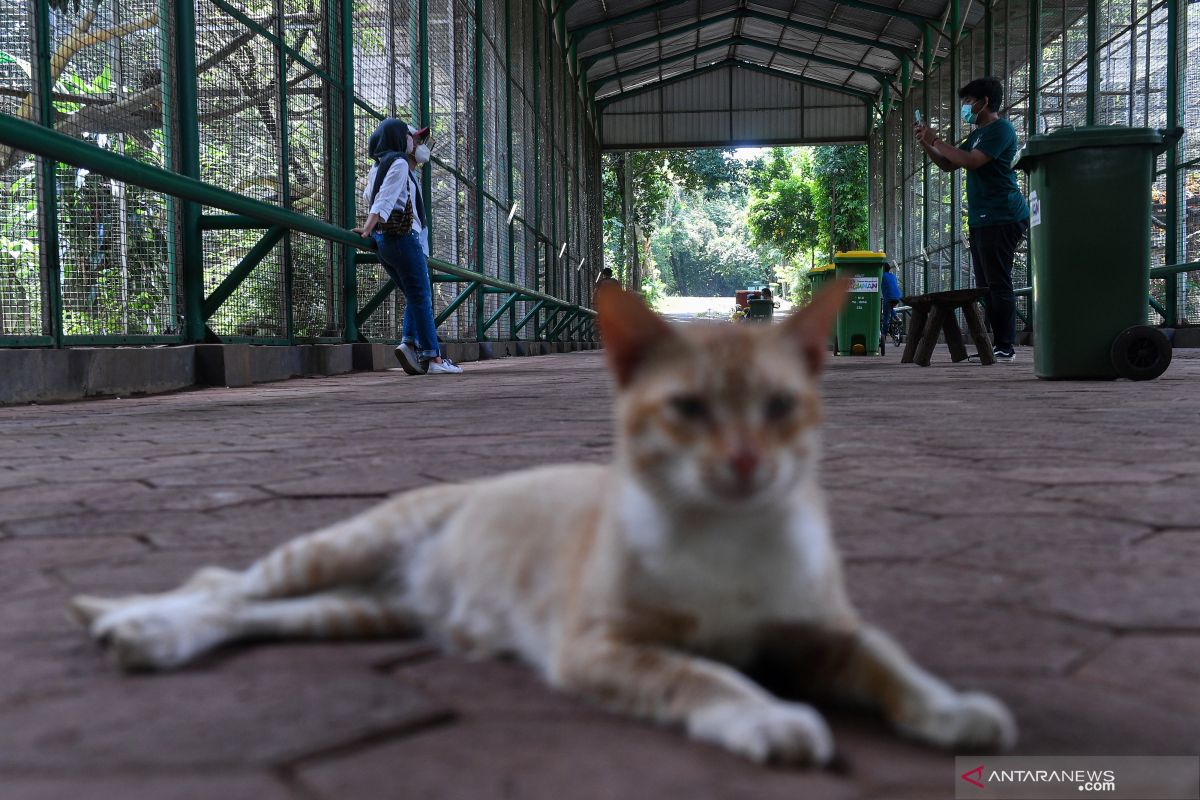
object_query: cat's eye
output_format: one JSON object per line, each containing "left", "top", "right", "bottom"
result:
{"left": 670, "top": 395, "right": 710, "bottom": 421}
{"left": 765, "top": 395, "right": 796, "bottom": 421}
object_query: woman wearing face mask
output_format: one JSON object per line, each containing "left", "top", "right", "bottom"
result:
{"left": 353, "top": 117, "right": 463, "bottom": 375}
{"left": 913, "top": 77, "right": 1030, "bottom": 363}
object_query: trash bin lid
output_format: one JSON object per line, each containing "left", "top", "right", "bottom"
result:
{"left": 833, "top": 250, "right": 888, "bottom": 263}
{"left": 1015, "top": 126, "right": 1182, "bottom": 170}
{"left": 808, "top": 264, "right": 836, "bottom": 274}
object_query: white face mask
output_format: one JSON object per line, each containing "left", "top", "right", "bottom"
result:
{"left": 413, "top": 143, "right": 431, "bottom": 164}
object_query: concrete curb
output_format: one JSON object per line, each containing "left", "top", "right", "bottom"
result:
{"left": 1, "top": 340, "right": 602, "bottom": 405}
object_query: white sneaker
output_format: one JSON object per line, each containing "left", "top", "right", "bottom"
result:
{"left": 426, "top": 357, "right": 463, "bottom": 374}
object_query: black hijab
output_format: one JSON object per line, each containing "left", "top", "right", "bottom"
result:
{"left": 368, "top": 118, "right": 427, "bottom": 226}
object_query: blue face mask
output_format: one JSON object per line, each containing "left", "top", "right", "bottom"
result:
{"left": 961, "top": 101, "right": 980, "bottom": 125}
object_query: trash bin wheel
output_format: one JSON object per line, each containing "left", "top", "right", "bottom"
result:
{"left": 1110, "top": 325, "right": 1172, "bottom": 381}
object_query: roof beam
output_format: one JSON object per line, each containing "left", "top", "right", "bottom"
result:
{"left": 570, "top": 0, "right": 692, "bottom": 39}
{"left": 596, "top": 57, "right": 874, "bottom": 110}
{"left": 571, "top": 0, "right": 940, "bottom": 40}
{"left": 580, "top": 8, "right": 911, "bottom": 71}
{"left": 589, "top": 34, "right": 892, "bottom": 91}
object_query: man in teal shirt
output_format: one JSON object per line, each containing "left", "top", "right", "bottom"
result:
{"left": 914, "top": 77, "right": 1030, "bottom": 361}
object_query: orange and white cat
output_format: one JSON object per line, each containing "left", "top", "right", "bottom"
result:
{"left": 70, "top": 280, "right": 1015, "bottom": 765}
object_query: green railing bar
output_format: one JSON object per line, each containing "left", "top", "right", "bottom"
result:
{"left": 62, "top": 334, "right": 182, "bottom": 345}
{"left": 201, "top": 226, "right": 286, "bottom": 320}
{"left": 208, "top": 0, "right": 340, "bottom": 87}
{"left": 1149, "top": 295, "right": 1169, "bottom": 318}
{"left": 435, "top": 281, "right": 480, "bottom": 326}
{"left": 548, "top": 309, "right": 579, "bottom": 339}
{"left": 513, "top": 300, "right": 548, "bottom": 333}
{"left": 200, "top": 214, "right": 270, "bottom": 229}
{"left": 1150, "top": 261, "right": 1200, "bottom": 279}
{"left": 356, "top": 281, "right": 395, "bottom": 328}
{"left": 481, "top": 292, "right": 520, "bottom": 333}
{"left": 355, "top": 252, "right": 380, "bottom": 264}
{"left": 564, "top": 313, "right": 588, "bottom": 340}
{"left": 355, "top": 96, "right": 386, "bottom": 121}
{"left": 0, "top": 114, "right": 592, "bottom": 318}
{"left": 538, "top": 306, "right": 566, "bottom": 337}
{"left": 1180, "top": 156, "right": 1200, "bottom": 171}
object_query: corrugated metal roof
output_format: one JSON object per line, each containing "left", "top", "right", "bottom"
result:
{"left": 602, "top": 62, "right": 869, "bottom": 149}
{"left": 572, "top": 0, "right": 987, "bottom": 149}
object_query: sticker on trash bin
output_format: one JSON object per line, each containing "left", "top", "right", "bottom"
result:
{"left": 850, "top": 276, "right": 879, "bottom": 293}
{"left": 1030, "top": 191, "right": 1041, "bottom": 227}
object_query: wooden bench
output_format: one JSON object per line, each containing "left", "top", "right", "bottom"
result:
{"left": 901, "top": 288, "right": 995, "bottom": 366}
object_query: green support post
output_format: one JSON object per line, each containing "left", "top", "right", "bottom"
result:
{"left": 984, "top": 0, "right": 993, "bottom": 75}
{"left": 505, "top": 0, "right": 516, "bottom": 340}
{"left": 33, "top": 0, "right": 63, "bottom": 346}
{"left": 340, "top": 0, "right": 358, "bottom": 342}
{"left": 420, "top": 0, "right": 431, "bottom": 249}
{"left": 532, "top": 0, "right": 541, "bottom": 337}
{"left": 922, "top": 24, "right": 932, "bottom": 295}
{"left": 1163, "top": 0, "right": 1181, "bottom": 324}
{"left": 1086, "top": 0, "right": 1098, "bottom": 126}
{"left": 1029, "top": 0, "right": 1042, "bottom": 135}
{"left": 174, "top": 0, "right": 204, "bottom": 342}
{"left": 881, "top": 83, "right": 890, "bottom": 253}
{"left": 276, "top": 0, "right": 293, "bottom": 342}
{"left": 157, "top": 0, "right": 178, "bottom": 332}
{"left": 949, "top": 0, "right": 959, "bottom": 291}
{"left": 474, "top": 0, "right": 486, "bottom": 341}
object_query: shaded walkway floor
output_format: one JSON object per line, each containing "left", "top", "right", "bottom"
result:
{"left": 1, "top": 347, "right": 1198, "bottom": 799}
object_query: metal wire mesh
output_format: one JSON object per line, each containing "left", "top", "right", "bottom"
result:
{"left": 0, "top": 2, "right": 44, "bottom": 339}
{"left": 51, "top": 0, "right": 177, "bottom": 339}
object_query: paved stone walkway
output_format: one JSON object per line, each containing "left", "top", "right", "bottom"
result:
{"left": 1, "top": 347, "right": 1198, "bottom": 799}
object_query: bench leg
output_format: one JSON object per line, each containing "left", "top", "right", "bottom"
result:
{"left": 941, "top": 307, "right": 969, "bottom": 363}
{"left": 963, "top": 301, "right": 995, "bottom": 365}
{"left": 913, "top": 305, "right": 943, "bottom": 367}
{"left": 901, "top": 307, "right": 927, "bottom": 364}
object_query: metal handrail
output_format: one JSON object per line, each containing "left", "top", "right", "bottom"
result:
{"left": 0, "top": 113, "right": 595, "bottom": 332}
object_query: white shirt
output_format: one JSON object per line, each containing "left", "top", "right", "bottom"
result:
{"left": 364, "top": 158, "right": 423, "bottom": 236}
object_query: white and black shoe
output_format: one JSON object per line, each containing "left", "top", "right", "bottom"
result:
{"left": 993, "top": 347, "right": 1016, "bottom": 363}
{"left": 395, "top": 342, "right": 426, "bottom": 375}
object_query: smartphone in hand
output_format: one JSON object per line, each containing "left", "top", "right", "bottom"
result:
{"left": 914, "top": 109, "right": 923, "bottom": 126}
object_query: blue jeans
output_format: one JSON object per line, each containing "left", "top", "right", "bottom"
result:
{"left": 375, "top": 230, "right": 440, "bottom": 359}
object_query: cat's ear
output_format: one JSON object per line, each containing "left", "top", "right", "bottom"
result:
{"left": 782, "top": 278, "right": 851, "bottom": 375}
{"left": 595, "top": 284, "right": 675, "bottom": 388}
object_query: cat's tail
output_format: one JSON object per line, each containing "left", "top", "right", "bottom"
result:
{"left": 236, "top": 482, "right": 463, "bottom": 599}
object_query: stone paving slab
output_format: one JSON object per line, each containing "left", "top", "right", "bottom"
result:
{"left": 1, "top": 346, "right": 1199, "bottom": 798}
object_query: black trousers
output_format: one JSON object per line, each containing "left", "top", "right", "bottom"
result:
{"left": 969, "top": 220, "right": 1028, "bottom": 351}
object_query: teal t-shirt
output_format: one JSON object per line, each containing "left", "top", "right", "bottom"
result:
{"left": 958, "top": 118, "right": 1030, "bottom": 227}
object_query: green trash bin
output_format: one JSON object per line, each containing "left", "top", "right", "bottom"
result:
{"left": 746, "top": 297, "right": 775, "bottom": 322}
{"left": 807, "top": 264, "right": 835, "bottom": 296}
{"left": 1015, "top": 126, "right": 1180, "bottom": 380}
{"left": 833, "top": 251, "right": 886, "bottom": 356}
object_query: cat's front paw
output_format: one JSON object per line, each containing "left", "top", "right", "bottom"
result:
{"left": 688, "top": 700, "right": 834, "bottom": 766}
{"left": 901, "top": 690, "right": 1017, "bottom": 752}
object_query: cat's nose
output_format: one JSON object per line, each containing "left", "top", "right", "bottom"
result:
{"left": 728, "top": 449, "right": 760, "bottom": 482}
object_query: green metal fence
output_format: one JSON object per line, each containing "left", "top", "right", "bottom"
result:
{"left": 869, "top": 0, "right": 1197, "bottom": 328}
{"left": 0, "top": 0, "right": 601, "bottom": 348}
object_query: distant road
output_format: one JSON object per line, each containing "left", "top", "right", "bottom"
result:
{"left": 655, "top": 295, "right": 792, "bottom": 324}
